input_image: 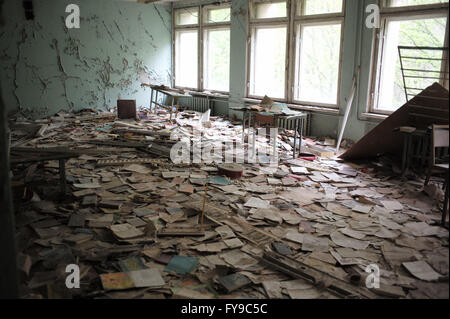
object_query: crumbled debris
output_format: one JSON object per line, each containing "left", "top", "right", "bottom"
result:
{"left": 9, "top": 109, "right": 449, "bottom": 299}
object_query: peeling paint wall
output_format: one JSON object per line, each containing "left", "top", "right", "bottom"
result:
{"left": 0, "top": 0, "right": 172, "bottom": 118}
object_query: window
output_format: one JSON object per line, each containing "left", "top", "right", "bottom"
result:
{"left": 295, "top": 23, "right": 342, "bottom": 104}
{"left": 204, "top": 28, "right": 230, "bottom": 91}
{"left": 175, "top": 7, "right": 199, "bottom": 26}
{"left": 248, "top": 0, "right": 345, "bottom": 107}
{"left": 175, "top": 30, "right": 198, "bottom": 88}
{"left": 250, "top": 26, "right": 287, "bottom": 98}
{"left": 387, "top": 0, "right": 448, "bottom": 7}
{"left": 204, "top": 6, "right": 231, "bottom": 23}
{"left": 370, "top": 0, "right": 449, "bottom": 113}
{"left": 251, "top": 1, "right": 287, "bottom": 19}
{"left": 301, "top": 0, "right": 343, "bottom": 15}
{"left": 173, "top": 4, "right": 231, "bottom": 92}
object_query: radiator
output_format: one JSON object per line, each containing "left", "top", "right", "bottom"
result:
{"left": 180, "top": 96, "right": 211, "bottom": 113}
{"left": 243, "top": 102, "right": 311, "bottom": 136}
{"left": 277, "top": 114, "right": 311, "bottom": 136}
{"left": 179, "top": 96, "right": 311, "bottom": 136}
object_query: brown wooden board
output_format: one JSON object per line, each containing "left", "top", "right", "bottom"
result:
{"left": 341, "top": 83, "right": 448, "bottom": 160}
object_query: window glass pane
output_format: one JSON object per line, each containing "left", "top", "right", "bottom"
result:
{"left": 204, "top": 28, "right": 230, "bottom": 91}
{"left": 175, "top": 8, "right": 199, "bottom": 25}
{"left": 205, "top": 7, "right": 231, "bottom": 23}
{"left": 295, "top": 23, "right": 341, "bottom": 104}
{"left": 302, "top": 0, "right": 343, "bottom": 15}
{"left": 377, "top": 17, "right": 447, "bottom": 111}
{"left": 388, "top": 0, "right": 448, "bottom": 7}
{"left": 175, "top": 30, "right": 198, "bottom": 88}
{"left": 252, "top": 1, "right": 287, "bottom": 19}
{"left": 250, "top": 26, "right": 286, "bottom": 98}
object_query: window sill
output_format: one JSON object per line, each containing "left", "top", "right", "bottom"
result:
{"left": 188, "top": 91, "right": 229, "bottom": 99}
{"left": 242, "top": 97, "right": 340, "bottom": 115}
{"left": 360, "top": 112, "right": 389, "bottom": 120}
{"left": 287, "top": 103, "right": 339, "bottom": 115}
{"left": 173, "top": 86, "right": 229, "bottom": 99}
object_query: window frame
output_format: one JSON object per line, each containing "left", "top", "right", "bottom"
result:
{"left": 249, "top": 0, "right": 289, "bottom": 21}
{"left": 203, "top": 26, "right": 231, "bottom": 92}
{"left": 173, "top": 3, "right": 231, "bottom": 94}
{"left": 292, "top": 18, "right": 345, "bottom": 107}
{"left": 174, "top": 28, "right": 199, "bottom": 90}
{"left": 246, "top": 0, "right": 346, "bottom": 108}
{"left": 174, "top": 7, "right": 200, "bottom": 27}
{"left": 248, "top": 23, "right": 289, "bottom": 100}
{"left": 368, "top": 0, "right": 449, "bottom": 114}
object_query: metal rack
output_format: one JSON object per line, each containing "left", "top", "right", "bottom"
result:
{"left": 396, "top": 46, "right": 449, "bottom": 175}
{"left": 398, "top": 46, "right": 449, "bottom": 103}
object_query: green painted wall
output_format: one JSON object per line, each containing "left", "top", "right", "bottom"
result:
{"left": 229, "top": 0, "right": 248, "bottom": 115}
{"left": 0, "top": 0, "right": 172, "bottom": 118}
{"left": 341, "top": 0, "right": 382, "bottom": 142}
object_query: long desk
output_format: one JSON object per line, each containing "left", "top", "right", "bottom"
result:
{"left": 230, "top": 107, "right": 308, "bottom": 159}
{"left": 142, "top": 84, "right": 192, "bottom": 121}
{"left": 10, "top": 148, "right": 76, "bottom": 195}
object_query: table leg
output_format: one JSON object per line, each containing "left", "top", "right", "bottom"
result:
{"left": 273, "top": 124, "right": 278, "bottom": 163}
{"left": 175, "top": 98, "right": 179, "bottom": 119}
{"left": 401, "top": 134, "right": 411, "bottom": 177}
{"left": 59, "top": 159, "right": 66, "bottom": 195}
{"left": 293, "top": 118, "right": 298, "bottom": 159}
{"left": 154, "top": 91, "right": 159, "bottom": 114}
{"left": 170, "top": 96, "right": 174, "bottom": 121}
{"left": 207, "top": 96, "right": 213, "bottom": 115}
{"left": 242, "top": 111, "right": 246, "bottom": 145}
{"left": 150, "top": 88, "right": 154, "bottom": 112}
{"left": 420, "top": 134, "right": 429, "bottom": 170}
{"left": 406, "top": 135, "right": 413, "bottom": 174}
{"left": 252, "top": 114, "right": 256, "bottom": 161}
{"left": 401, "top": 135, "right": 407, "bottom": 176}
{"left": 299, "top": 118, "right": 304, "bottom": 158}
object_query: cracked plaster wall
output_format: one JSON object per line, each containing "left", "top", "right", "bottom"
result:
{"left": 0, "top": 0, "right": 172, "bottom": 118}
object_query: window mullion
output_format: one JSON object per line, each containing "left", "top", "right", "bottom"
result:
{"left": 247, "top": 28, "right": 254, "bottom": 96}
{"left": 298, "top": 0, "right": 304, "bottom": 16}
{"left": 172, "top": 6, "right": 175, "bottom": 88}
{"left": 373, "top": 19, "right": 388, "bottom": 111}
{"left": 294, "top": 0, "right": 302, "bottom": 102}
{"left": 203, "top": 27, "right": 208, "bottom": 91}
{"left": 439, "top": 16, "right": 449, "bottom": 88}
{"left": 295, "top": 23, "right": 303, "bottom": 102}
{"left": 286, "top": 0, "right": 296, "bottom": 102}
{"left": 198, "top": 6, "right": 203, "bottom": 91}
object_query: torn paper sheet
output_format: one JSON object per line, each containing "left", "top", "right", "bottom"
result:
{"left": 403, "top": 260, "right": 441, "bottom": 282}
{"left": 330, "top": 231, "right": 370, "bottom": 250}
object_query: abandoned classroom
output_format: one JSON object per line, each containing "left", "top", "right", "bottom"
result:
{"left": 0, "top": 0, "right": 449, "bottom": 300}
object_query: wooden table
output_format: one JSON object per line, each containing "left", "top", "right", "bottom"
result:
{"left": 10, "top": 149, "right": 76, "bottom": 195}
{"left": 143, "top": 84, "right": 192, "bottom": 121}
{"left": 394, "top": 127, "right": 430, "bottom": 177}
{"left": 230, "top": 107, "right": 308, "bottom": 159}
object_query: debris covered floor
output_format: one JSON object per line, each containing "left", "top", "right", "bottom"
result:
{"left": 9, "top": 109, "right": 449, "bottom": 299}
